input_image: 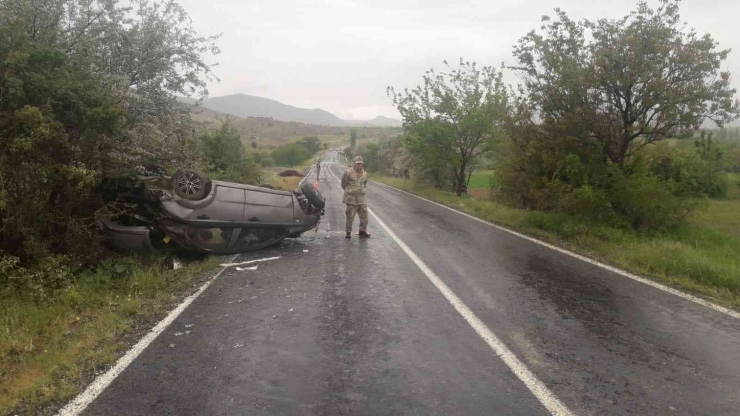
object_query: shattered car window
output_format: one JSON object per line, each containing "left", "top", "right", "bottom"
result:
{"left": 188, "top": 227, "right": 234, "bottom": 251}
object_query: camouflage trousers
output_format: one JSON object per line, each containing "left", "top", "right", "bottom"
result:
{"left": 345, "top": 203, "right": 369, "bottom": 233}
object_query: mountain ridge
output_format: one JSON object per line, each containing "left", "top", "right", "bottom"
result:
{"left": 183, "top": 93, "right": 402, "bottom": 127}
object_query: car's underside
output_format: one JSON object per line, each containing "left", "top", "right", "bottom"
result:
{"left": 97, "top": 169, "right": 324, "bottom": 255}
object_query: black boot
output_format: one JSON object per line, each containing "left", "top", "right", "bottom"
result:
{"left": 345, "top": 231, "right": 351, "bottom": 239}
{"left": 359, "top": 229, "right": 371, "bottom": 238}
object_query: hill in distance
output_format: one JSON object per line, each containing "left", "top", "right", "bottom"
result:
{"left": 182, "top": 99, "right": 400, "bottom": 148}
{"left": 187, "top": 93, "right": 402, "bottom": 127}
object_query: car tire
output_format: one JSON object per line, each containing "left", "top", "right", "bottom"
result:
{"left": 171, "top": 169, "right": 211, "bottom": 200}
{"left": 258, "top": 184, "right": 277, "bottom": 189}
{"left": 300, "top": 180, "right": 325, "bottom": 209}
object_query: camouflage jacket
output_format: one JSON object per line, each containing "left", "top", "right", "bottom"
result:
{"left": 341, "top": 168, "right": 368, "bottom": 205}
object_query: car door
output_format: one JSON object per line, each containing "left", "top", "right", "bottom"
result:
{"left": 185, "top": 185, "right": 246, "bottom": 252}
{"left": 243, "top": 187, "right": 294, "bottom": 225}
{"left": 189, "top": 185, "right": 246, "bottom": 223}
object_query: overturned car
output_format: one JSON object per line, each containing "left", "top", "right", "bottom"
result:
{"left": 98, "top": 168, "right": 324, "bottom": 254}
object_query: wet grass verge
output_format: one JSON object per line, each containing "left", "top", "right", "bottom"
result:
{"left": 0, "top": 255, "right": 223, "bottom": 415}
{"left": 371, "top": 175, "right": 740, "bottom": 311}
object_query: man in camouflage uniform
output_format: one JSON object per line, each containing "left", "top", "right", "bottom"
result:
{"left": 341, "top": 156, "right": 371, "bottom": 238}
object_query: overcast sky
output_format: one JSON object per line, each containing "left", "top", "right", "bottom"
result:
{"left": 177, "top": 0, "right": 740, "bottom": 121}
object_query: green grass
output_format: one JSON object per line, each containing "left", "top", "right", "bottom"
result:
{"left": 0, "top": 256, "right": 222, "bottom": 415}
{"left": 371, "top": 175, "right": 740, "bottom": 310}
{"left": 468, "top": 170, "right": 496, "bottom": 190}
{"left": 727, "top": 172, "right": 740, "bottom": 199}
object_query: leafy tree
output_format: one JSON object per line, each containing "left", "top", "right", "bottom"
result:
{"left": 695, "top": 131, "right": 723, "bottom": 162}
{"left": 272, "top": 143, "right": 311, "bottom": 167}
{"left": 200, "top": 120, "right": 246, "bottom": 171}
{"left": 389, "top": 59, "right": 507, "bottom": 195}
{"left": 350, "top": 128, "right": 358, "bottom": 147}
{"left": 0, "top": 0, "right": 219, "bottom": 291}
{"left": 200, "top": 120, "right": 262, "bottom": 184}
{"left": 298, "top": 136, "right": 321, "bottom": 153}
{"left": 511, "top": 0, "right": 739, "bottom": 165}
{"left": 500, "top": 0, "right": 739, "bottom": 229}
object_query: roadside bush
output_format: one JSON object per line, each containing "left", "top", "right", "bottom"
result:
{"left": 558, "top": 184, "right": 613, "bottom": 223}
{"left": 297, "top": 136, "right": 322, "bottom": 153}
{"left": 0, "top": 255, "right": 78, "bottom": 301}
{"left": 647, "top": 143, "right": 728, "bottom": 198}
{"left": 201, "top": 120, "right": 263, "bottom": 184}
{"left": 498, "top": 137, "right": 698, "bottom": 231}
{"left": 260, "top": 156, "right": 275, "bottom": 167}
{"left": 272, "top": 143, "right": 312, "bottom": 167}
{"left": 610, "top": 170, "right": 699, "bottom": 231}
{"left": 206, "top": 157, "right": 263, "bottom": 185}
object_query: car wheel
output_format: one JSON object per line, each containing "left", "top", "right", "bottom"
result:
{"left": 300, "top": 181, "right": 325, "bottom": 209}
{"left": 171, "top": 169, "right": 211, "bottom": 200}
{"left": 258, "top": 183, "right": 277, "bottom": 189}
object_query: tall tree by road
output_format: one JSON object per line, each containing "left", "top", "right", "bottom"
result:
{"left": 350, "top": 128, "right": 358, "bottom": 147}
{"left": 511, "top": 0, "right": 739, "bottom": 165}
{"left": 388, "top": 59, "right": 507, "bottom": 196}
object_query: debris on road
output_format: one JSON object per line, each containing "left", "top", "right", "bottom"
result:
{"left": 236, "top": 266, "right": 258, "bottom": 271}
{"left": 234, "top": 343, "right": 244, "bottom": 348}
{"left": 162, "top": 256, "right": 183, "bottom": 270}
{"left": 174, "top": 332, "right": 184, "bottom": 337}
{"left": 220, "top": 257, "right": 281, "bottom": 267}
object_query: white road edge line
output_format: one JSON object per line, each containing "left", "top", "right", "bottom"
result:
{"left": 57, "top": 254, "right": 239, "bottom": 416}
{"left": 368, "top": 179, "right": 740, "bottom": 320}
{"left": 327, "top": 165, "right": 574, "bottom": 416}
{"left": 299, "top": 164, "right": 317, "bottom": 186}
{"left": 220, "top": 256, "right": 281, "bottom": 267}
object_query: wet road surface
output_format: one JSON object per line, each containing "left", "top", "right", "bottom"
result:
{"left": 79, "top": 151, "right": 740, "bottom": 415}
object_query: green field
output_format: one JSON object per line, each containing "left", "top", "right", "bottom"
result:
{"left": 468, "top": 170, "right": 496, "bottom": 190}
{"left": 727, "top": 173, "right": 740, "bottom": 199}
{"left": 371, "top": 174, "right": 740, "bottom": 310}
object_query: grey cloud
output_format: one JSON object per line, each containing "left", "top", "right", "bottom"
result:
{"left": 179, "top": 0, "right": 740, "bottom": 121}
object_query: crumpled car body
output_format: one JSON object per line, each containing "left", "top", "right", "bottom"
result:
{"left": 99, "top": 171, "right": 324, "bottom": 254}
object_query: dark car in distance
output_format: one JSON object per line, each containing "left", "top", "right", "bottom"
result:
{"left": 99, "top": 168, "right": 324, "bottom": 254}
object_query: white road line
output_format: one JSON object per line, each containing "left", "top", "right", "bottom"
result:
{"left": 327, "top": 165, "right": 574, "bottom": 416}
{"left": 298, "top": 165, "right": 315, "bottom": 186}
{"left": 57, "top": 254, "right": 239, "bottom": 416}
{"left": 369, "top": 179, "right": 740, "bottom": 320}
{"left": 220, "top": 256, "right": 281, "bottom": 267}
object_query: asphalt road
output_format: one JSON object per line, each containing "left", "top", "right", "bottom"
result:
{"left": 79, "top": 151, "right": 740, "bottom": 415}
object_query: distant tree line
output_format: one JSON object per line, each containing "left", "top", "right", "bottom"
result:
{"left": 253, "top": 136, "right": 324, "bottom": 168}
